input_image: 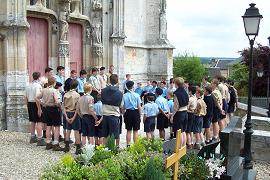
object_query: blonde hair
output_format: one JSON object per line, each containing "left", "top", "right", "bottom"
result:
{"left": 47, "top": 77, "right": 56, "bottom": 86}
{"left": 174, "top": 77, "right": 185, "bottom": 88}
{"left": 167, "top": 91, "right": 174, "bottom": 98}
{"left": 84, "top": 83, "right": 93, "bottom": 93}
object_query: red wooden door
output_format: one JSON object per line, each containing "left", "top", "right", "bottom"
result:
{"left": 68, "top": 23, "right": 83, "bottom": 73}
{"left": 27, "top": 17, "right": 48, "bottom": 80}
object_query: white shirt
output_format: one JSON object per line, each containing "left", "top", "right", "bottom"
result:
{"left": 25, "top": 80, "right": 42, "bottom": 102}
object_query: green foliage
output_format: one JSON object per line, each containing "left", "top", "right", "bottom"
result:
{"left": 180, "top": 153, "right": 209, "bottom": 180}
{"left": 90, "top": 145, "right": 114, "bottom": 165}
{"left": 75, "top": 144, "right": 95, "bottom": 166}
{"left": 106, "top": 135, "right": 117, "bottom": 152}
{"left": 229, "top": 63, "right": 248, "bottom": 96}
{"left": 173, "top": 53, "right": 206, "bottom": 84}
{"left": 144, "top": 157, "right": 165, "bottom": 180}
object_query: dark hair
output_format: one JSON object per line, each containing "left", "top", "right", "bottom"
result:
{"left": 97, "top": 94, "right": 102, "bottom": 101}
{"left": 205, "top": 86, "right": 212, "bottom": 94}
{"left": 212, "top": 79, "right": 219, "bottom": 86}
{"left": 55, "top": 82, "right": 62, "bottom": 88}
{"left": 227, "top": 79, "right": 235, "bottom": 86}
{"left": 57, "top": 66, "right": 65, "bottom": 72}
{"left": 70, "top": 79, "right": 78, "bottom": 90}
{"left": 126, "top": 81, "right": 134, "bottom": 90}
{"left": 152, "top": 81, "right": 157, "bottom": 84}
{"left": 155, "top": 88, "right": 163, "bottom": 95}
{"left": 147, "top": 95, "right": 155, "bottom": 102}
{"left": 169, "top": 78, "right": 174, "bottom": 84}
{"left": 126, "top": 74, "right": 131, "bottom": 78}
{"left": 160, "top": 81, "right": 166, "bottom": 85}
{"left": 110, "top": 74, "right": 118, "bottom": 85}
{"left": 92, "top": 67, "right": 98, "bottom": 73}
{"left": 80, "top": 69, "right": 87, "bottom": 76}
{"left": 100, "top": 67, "right": 106, "bottom": 71}
{"left": 188, "top": 86, "right": 196, "bottom": 95}
{"left": 216, "top": 75, "right": 225, "bottom": 82}
{"left": 71, "top": 70, "right": 76, "bottom": 74}
{"left": 45, "top": 67, "right": 53, "bottom": 73}
{"left": 32, "top": 72, "right": 41, "bottom": 80}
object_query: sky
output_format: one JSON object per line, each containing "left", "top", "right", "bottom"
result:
{"left": 167, "top": 0, "right": 270, "bottom": 58}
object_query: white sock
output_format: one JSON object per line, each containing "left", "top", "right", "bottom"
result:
{"left": 53, "top": 140, "right": 59, "bottom": 145}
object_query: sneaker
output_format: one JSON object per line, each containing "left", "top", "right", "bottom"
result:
{"left": 193, "top": 143, "right": 201, "bottom": 150}
{"left": 75, "top": 144, "right": 82, "bottom": 155}
{"left": 212, "top": 137, "right": 220, "bottom": 143}
{"left": 63, "top": 141, "right": 70, "bottom": 153}
{"left": 69, "top": 139, "right": 74, "bottom": 144}
{"left": 59, "top": 135, "right": 64, "bottom": 142}
{"left": 30, "top": 136, "right": 38, "bottom": 144}
{"left": 45, "top": 143, "right": 53, "bottom": 150}
{"left": 37, "top": 139, "right": 46, "bottom": 146}
{"left": 53, "top": 144, "right": 64, "bottom": 151}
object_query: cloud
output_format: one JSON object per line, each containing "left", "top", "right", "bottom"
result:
{"left": 167, "top": 0, "right": 270, "bottom": 57}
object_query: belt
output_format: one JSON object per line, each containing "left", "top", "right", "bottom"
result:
{"left": 126, "top": 109, "right": 138, "bottom": 111}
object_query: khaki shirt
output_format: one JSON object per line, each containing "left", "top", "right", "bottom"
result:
{"left": 218, "top": 83, "right": 230, "bottom": 102}
{"left": 106, "top": 72, "right": 112, "bottom": 84}
{"left": 64, "top": 90, "right": 80, "bottom": 112}
{"left": 212, "top": 88, "right": 223, "bottom": 109}
{"left": 38, "top": 87, "right": 59, "bottom": 107}
{"left": 77, "top": 94, "right": 94, "bottom": 115}
{"left": 173, "top": 96, "right": 188, "bottom": 112}
{"left": 187, "top": 95, "right": 197, "bottom": 113}
{"left": 99, "top": 74, "right": 108, "bottom": 89}
{"left": 195, "top": 98, "right": 207, "bottom": 116}
{"left": 25, "top": 81, "right": 42, "bottom": 102}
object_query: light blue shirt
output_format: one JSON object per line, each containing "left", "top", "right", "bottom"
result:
{"left": 135, "top": 87, "right": 143, "bottom": 96}
{"left": 55, "top": 74, "right": 65, "bottom": 91}
{"left": 123, "top": 91, "right": 141, "bottom": 110}
{"left": 77, "top": 77, "right": 86, "bottom": 93}
{"left": 167, "top": 87, "right": 176, "bottom": 94}
{"left": 161, "top": 87, "right": 168, "bottom": 98}
{"left": 168, "top": 99, "right": 174, "bottom": 113}
{"left": 143, "top": 85, "right": 153, "bottom": 93}
{"left": 155, "top": 96, "right": 169, "bottom": 113}
{"left": 144, "top": 102, "right": 159, "bottom": 117}
{"left": 94, "top": 101, "right": 102, "bottom": 116}
{"left": 149, "top": 86, "right": 157, "bottom": 94}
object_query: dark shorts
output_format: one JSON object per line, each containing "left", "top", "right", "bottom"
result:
{"left": 212, "top": 107, "right": 221, "bottom": 123}
{"left": 95, "top": 116, "right": 105, "bottom": 138}
{"left": 27, "top": 102, "right": 42, "bottom": 123}
{"left": 124, "top": 109, "right": 141, "bottom": 131}
{"left": 157, "top": 113, "right": 169, "bottom": 130}
{"left": 227, "top": 103, "right": 235, "bottom": 113}
{"left": 81, "top": 114, "right": 96, "bottom": 137}
{"left": 91, "top": 91, "right": 98, "bottom": 103}
{"left": 203, "top": 116, "right": 212, "bottom": 129}
{"left": 63, "top": 112, "right": 80, "bottom": 131}
{"left": 221, "top": 99, "right": 228, "bottom": 119}
{"left": 43, "top": 106, "right": 62, "bottom": 126}
{"left": 119, "top": 115, "right": 123, "bottom": 134}
{"left": 144, "top": 116, "right": 156, "bottom": 132}
{"left": 186, "top": 112, "right": 195, "bottom": 133}
{"left": 173, "top": 111, "right": 188, "bottom": 133}
{"left": 103, "top": 115, "right": 120, "bottom": 139}
{"left": 193, "top": 116, "right": 203, "bottom": 133}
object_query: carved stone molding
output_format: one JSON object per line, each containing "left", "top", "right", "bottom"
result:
{"left": 59, "top": 41, "right": 69, "bottom": 57}
{"left": 92, "top": 0, "right": 102, "bottom": 11}
{"left": 111, "top": 37, "right": 125, "bottom": 46}
{"left": 92, "top": 44, "right": 103, "bottom": 57}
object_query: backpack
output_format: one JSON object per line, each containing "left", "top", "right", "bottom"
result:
{"left": 228, "top": 86, "right": 236, "bottom": 104}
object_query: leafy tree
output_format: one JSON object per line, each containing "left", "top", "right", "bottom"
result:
{"left": 239, "top": 44, "right": 270, "bottom": 96}
{"left": 229, "top": 63, "right": 248, "bottom": 96}
{"left": 173, "top": 53, "right": 206, "bottom": 84}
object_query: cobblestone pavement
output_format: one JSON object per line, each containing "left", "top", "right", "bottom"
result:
{"left": 0, "top": 122, "right": 269, "bottom": 179}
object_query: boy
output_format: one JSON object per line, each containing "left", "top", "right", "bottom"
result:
{"left": 63, "top": 80, "right": 81, "bottom": 154}
{"left": 211, "top": 79, "right": 224, "bottom": 142}
{"left": 36, "top": 77, "right": 63, "bottom": 151}
{"left": 135, "top": 82, "right": 143, "bottom": 97}
{"left": 40, "top": 67, "right": 54, "bottom": 88}
{"left": 150, "top": 81, "right": 158, "bottom": 94}
{"left": 186, "top": 86, "right": 197, "bottom": 149}
{"left": 203, "top": 86, "right": 215, "bottom": 144}
{"left": 55, "top": 66, "right": 65, "bottom": 92}
{"left": 123, "top": 74, "right": 132, "bottom": 93}
{"left": 167, "top": 78, "right": 176, "bottom": 94}
{"left": 77, "top": 69, "right": 87, "bottom": 96}
{"left": 160, "top": 81, "right": 168, "bottom": 98}
{"left": 143, "top": 94, "right": 159, "bottom": 139}
{"left": 55, "top": 82, "right": 64, "bottom": 142}
{"left": 171, "top": 77, "right": 189, "bottom": 147}
{"left": 99, "top": 67, "right": 108, "bottom": 89}
{"left": 89, "top": 67, "right": 101, "bottom": 103}
{"left": 227, "top": 80, "right": 238, "bottom": 119}
{"left": 94, "top": 94, "right": 104, "bottom": 145}
{"left": 78, "top": 83, "right": 98, "bottom": 145}
{"left": 64, "top": 70, "right": 77, "bottom": 92}
{"left": 155, "top": 88, "right": 170, "bottom": 140}
{"left": 193, "top": 89, "right": 207, "bottom": 150}
{"left": 123, "top": 81, "right": 142, "bottom": 146}
{"left": 25, "top": 72, "right": 46, "bottom": 146}
{"left": 167, "top": 91, "right": 174, "bottom": 139}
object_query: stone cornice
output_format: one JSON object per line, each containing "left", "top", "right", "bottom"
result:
{"left": 124, "top": 41, "right": 175, "bottom": 49}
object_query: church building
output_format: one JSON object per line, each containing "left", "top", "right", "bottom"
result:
{"left": 0, "top": 0, "right": 173, "bottom": 131}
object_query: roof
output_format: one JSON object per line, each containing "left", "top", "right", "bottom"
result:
{"left": 207, "top": 67, "right": 221, "bottom": 78}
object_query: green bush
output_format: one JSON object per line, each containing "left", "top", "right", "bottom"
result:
{"left": 90, "top": 145, "right": 114, "bottom": 165}
{"left": 144, "top": 157, "right": 165, "bottom": 180}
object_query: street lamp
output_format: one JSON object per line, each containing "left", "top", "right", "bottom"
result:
{"left": 267, "top": 37, "right": 270, "bottom": 117}
{"left": 242, "top": 3, "right": 263, "bottom": 170}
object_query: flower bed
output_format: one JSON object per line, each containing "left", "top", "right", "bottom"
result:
{"left": 40, "top": 137, "right": 225, "bottom": 180}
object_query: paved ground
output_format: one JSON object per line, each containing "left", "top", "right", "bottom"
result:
{"left": 0, "top": 121, "right": 269, "bottom": 179}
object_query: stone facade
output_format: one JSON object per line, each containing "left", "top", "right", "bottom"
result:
{"left": 0, "top": 0, "right": 173, "bottom": 132}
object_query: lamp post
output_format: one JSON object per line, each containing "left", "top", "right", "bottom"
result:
{"left": 242, "top": 3, "right": 263, "bottom": 169}
{"left": 267, "top": 37, "right": 270, "bottom": 117}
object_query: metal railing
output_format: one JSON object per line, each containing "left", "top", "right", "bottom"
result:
{"left": 238, "top": 96, "right": 268, "bottom": 109}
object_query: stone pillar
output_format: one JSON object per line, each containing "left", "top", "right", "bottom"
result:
{"left": 58, "top": 0, "right": 71, "bottom": 78}
{"left": 111, "top": 0, "right": 126, "bottom": 83}
{"left": 0, "top": 0, "right": 30, "bottom": 131}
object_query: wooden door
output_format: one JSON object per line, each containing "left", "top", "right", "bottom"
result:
{"left": 27, "top": 17, "right": 48, "bottom": 80}
{"left": 68, "top": 23, "right": 83, "bottom": 73}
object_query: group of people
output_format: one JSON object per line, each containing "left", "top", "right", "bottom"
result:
{"left": 25, "top": 64, "right": 238, "bottom": 154}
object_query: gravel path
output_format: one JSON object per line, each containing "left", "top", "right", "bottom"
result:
{"left": 0, "top": 130, "right": 269, "bottom": 179}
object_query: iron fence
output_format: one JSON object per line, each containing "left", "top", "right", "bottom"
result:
{"left": 238, "top": 96, "right": 268, "bottom": 109}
